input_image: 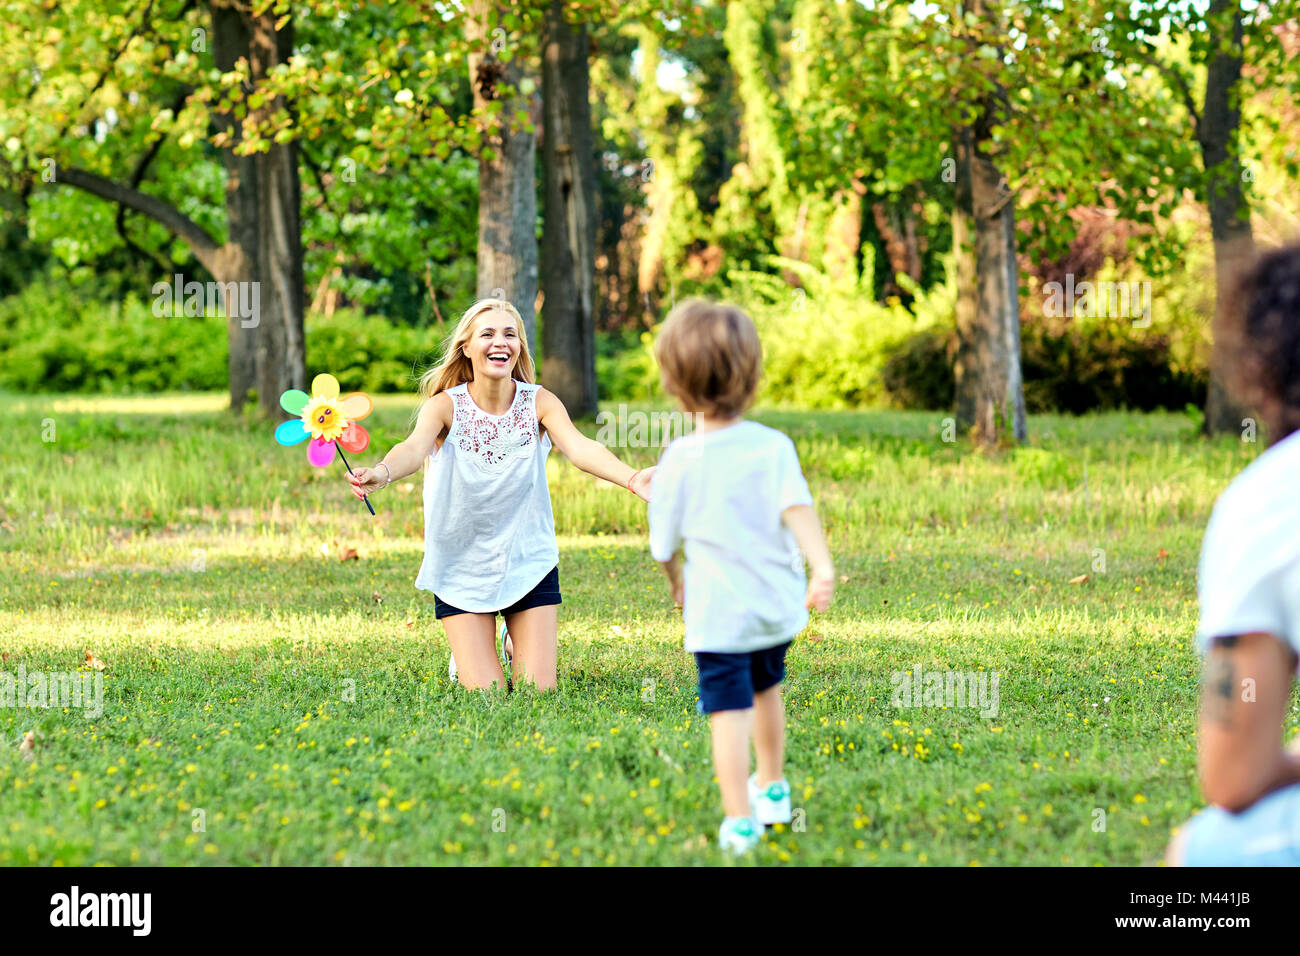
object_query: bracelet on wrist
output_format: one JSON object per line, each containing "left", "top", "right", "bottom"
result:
{"left": 626, "top": 469, "right": 641, "bottom": 493}
{"left": 377, "top": 462, "right": 392, "bottom": 488}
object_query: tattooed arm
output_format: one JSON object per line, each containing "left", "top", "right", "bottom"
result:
{"left": 1199, "top": 632, "right": 1300, "bottom": 812}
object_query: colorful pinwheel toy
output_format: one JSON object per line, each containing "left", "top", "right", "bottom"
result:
{"left": 274, "top": 372, "right": 376, "bottom": 516}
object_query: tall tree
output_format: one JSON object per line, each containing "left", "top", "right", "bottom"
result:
{"left": 465, "top": 1, "right": 539, "bottom": 347}
{"left": 2, "top": 0, "right": 306, "bottom": 415}
{"left": 540, "top": 0, "right": 598, "bottom": 415}
{"left": 793, "top": 0, "right": 1199, "bottom": 443}
{"left": 1199, "top": 0, "right": 1253, "bottom": 435}
{"left": 959, "top": 0, "right": 1026, "bottom": 443}
{"left": 1103, "top": 0, "right": 1300, "bottom": 435}
{"left": 209, "top": 0, "right": 304, "bottom": 415}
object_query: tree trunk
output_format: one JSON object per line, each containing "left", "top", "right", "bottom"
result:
{"left": 954, "top": 0, "right": 1026, "bottom": 446}
{"left": 1001, "top": 197, "right": 1027, "bottom": 441}
{"left": 467, "top": 1, "right": 539, "bottom": 349}
{"left": 824, "top": 180, "right": 864, "bottom": 287}
{"left": 871, "top": 200, "right": 923, "bottom": 301}
{"left": 540, "top": 0, "right": 597, "bottom": 416}
{"left": 1199, "top": 0, "right": 1253, "bottom": 436}
{"left": 952, "top": 128, "right": 980, "bottom": 430}
{"left": 210, "top": 0, "right": 259, "bottom": 413}
{"left": 55, "top": 3, "right": 303, "bottom": 417}
{"left": 247, "top": 10, "right": 305, "bottom": 417}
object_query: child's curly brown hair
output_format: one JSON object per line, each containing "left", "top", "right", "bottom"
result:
{"left": 1215, "top": 243, "right": 1300, "bottom": 443}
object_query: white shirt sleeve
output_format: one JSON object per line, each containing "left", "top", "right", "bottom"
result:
{"left": 1196, "top": 489, "right": 1299, "bottom": 656}
{"left": 648, "top": 447, "right": 684, "bottom": 562}
{"left": 777, "top": 436, "right": 813, "bottom": 511}
{"left": 1198, "top": 564, "right": 1288, "bottom": 650}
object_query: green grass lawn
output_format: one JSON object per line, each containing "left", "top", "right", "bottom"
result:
{"left": 0, "top": 391, "right": 1286, "bottom": 865}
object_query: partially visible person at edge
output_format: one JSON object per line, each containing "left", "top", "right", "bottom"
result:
{"left": 1168, "top": 243, "right": 1300, "bottom": 866}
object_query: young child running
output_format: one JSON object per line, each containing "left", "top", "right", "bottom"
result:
{"left": 1168, "top": 243, "right": 1300, "bottom": 865}
{"left": 647, "top": 299, "right": 834, "bottom": 855}
{"left": 346, "top": 297, "right": 653, "bottom": 691}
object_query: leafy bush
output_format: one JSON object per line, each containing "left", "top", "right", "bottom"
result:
{"left": 595, "top": 327, "right": 661, "bottom": 402}
{"left": 0, "top": 284, "right": 227, "bottom": 393}
{"left": 305, "top": 309, "right": 447, "bottom": 393}
{"left": 875, "top": 320, "right": 1206, "bottom": 414}
{"left": 880, "top": 329, "right": 955, "bottom": 410}
{"left": 0, "top": 289, "right": 450, "bottom": 395}
{"left": 668, "top": 256, "right": 957, "bottom": 410}
{"left": 0, "top": 253, "right": 1210, "bottom": 414}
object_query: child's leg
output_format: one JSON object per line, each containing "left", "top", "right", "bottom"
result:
{"left": 752, "top": 683, "right": 785, "bottom": 786}
{"left": 709, "top": 708, "right": 754, "bottom": 818}
{"left": 443, "top": 612, "right": 506, "bottom": 690}
{"left": 503, "top": 605, "right": 558, "bottom": 691}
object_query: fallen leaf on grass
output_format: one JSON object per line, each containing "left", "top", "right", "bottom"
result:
{"left": 84, "top": 651, "right": 106, "bottom": 671}
{"left": 1068, "top": 574, "right": 1090, "bottom": 585}
{"left": 340, "top": 547, "right": 359, "bottom": 562}
{"left": 805, "top": 632, "right": 824, "bottom": 644}
{"left": 1157, "top": 548, "right": 1169, "bottom": 560}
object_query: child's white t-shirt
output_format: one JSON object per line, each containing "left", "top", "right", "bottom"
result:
{"left": 1197, "top": 427, "right": 1300, "bottom": 661}
{"left": 649, "top": 420, "right": 814, "bottom": 653}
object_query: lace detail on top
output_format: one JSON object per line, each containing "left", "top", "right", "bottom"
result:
{"left": 448, "top": 382, "right": 538, "bottom": 474}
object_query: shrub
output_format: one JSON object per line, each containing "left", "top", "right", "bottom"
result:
{"left": 0, "top": 293, "right": 449, "bottom": 396}
{"left": 875, "top": 320, "right": 1206, "bottom": 415}
{"left": 305, "top": 309, "right": 446, "bottom": 394}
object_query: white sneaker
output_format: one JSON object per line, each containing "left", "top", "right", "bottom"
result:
{"left": 447, "top": 621, "right": 511, "bottom": 685}
{"left": 749, "top": 775, "right": 792, "bottom": 826}
{"left": 718, "top": 816, "right": 762, "bottom": 855}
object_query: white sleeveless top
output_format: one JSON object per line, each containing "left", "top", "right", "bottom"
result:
{"left": 413, "top": 381, "right": 559, "bottom": 611}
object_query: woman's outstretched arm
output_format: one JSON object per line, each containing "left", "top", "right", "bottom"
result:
{"left": 347, "top": 392, "right": 452, "bottom": 499}
{"left": 536, "top": 387, "right": 653, "bottom": 501}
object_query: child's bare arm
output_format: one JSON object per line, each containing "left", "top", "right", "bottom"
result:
{"left": 658, "top": 553, "right": 684, "bottom": 607}
{"left": 347, "top": 393, "right": 451, "bottom": 498}
{"left": 782, "top": 503, "right": 834, "bottom": 611}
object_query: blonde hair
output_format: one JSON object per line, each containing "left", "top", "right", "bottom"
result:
{"left": 654, "top": 298, "right": 762, "bottom": 418}
{"left": 416, "top": 298, "right": 536, "bottom": 407}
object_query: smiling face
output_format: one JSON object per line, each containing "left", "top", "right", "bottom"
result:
{"left": 301, "top": 395, "right": 346, "bottom": 441}
{"left": 466, "top": 309, "right": 521, "bottom": 381}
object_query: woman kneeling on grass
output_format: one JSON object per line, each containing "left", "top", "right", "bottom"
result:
{"left": 346, "top": 298, "right": 653, "bottom": 691}
{"left": 1168, "top": 244, "right": 1300, "bottom": 866}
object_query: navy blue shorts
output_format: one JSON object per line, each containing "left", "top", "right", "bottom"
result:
{"left": 693, "top": 642, "right": 792, "bottom": 714}
{"left": 434, "top": 566, "right": 562, "bottom": 620}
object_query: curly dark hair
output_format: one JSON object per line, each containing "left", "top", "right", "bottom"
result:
{"left": 1215, "top": 243, "right": 1300, "bottom": 443}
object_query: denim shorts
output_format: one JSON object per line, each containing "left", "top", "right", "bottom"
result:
{"left": 693, "top": 641, "right": 792, "bottom": 714}
{"left": 433, "top": 566, "right": 562, "bottom": 620}
{"left": 1178, "top": 782, "right": 1300, "bottom": 866}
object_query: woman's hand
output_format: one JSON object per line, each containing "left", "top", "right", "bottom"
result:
{"left": 630, "top": 466, "right": 656, "bottom": 503}
{"left": 347, "top": 466, "right": 386, "bottom": 499}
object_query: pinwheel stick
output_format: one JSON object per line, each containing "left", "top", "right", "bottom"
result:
{"left": 336, "top": 447, "right": 376, "bottom": 516}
